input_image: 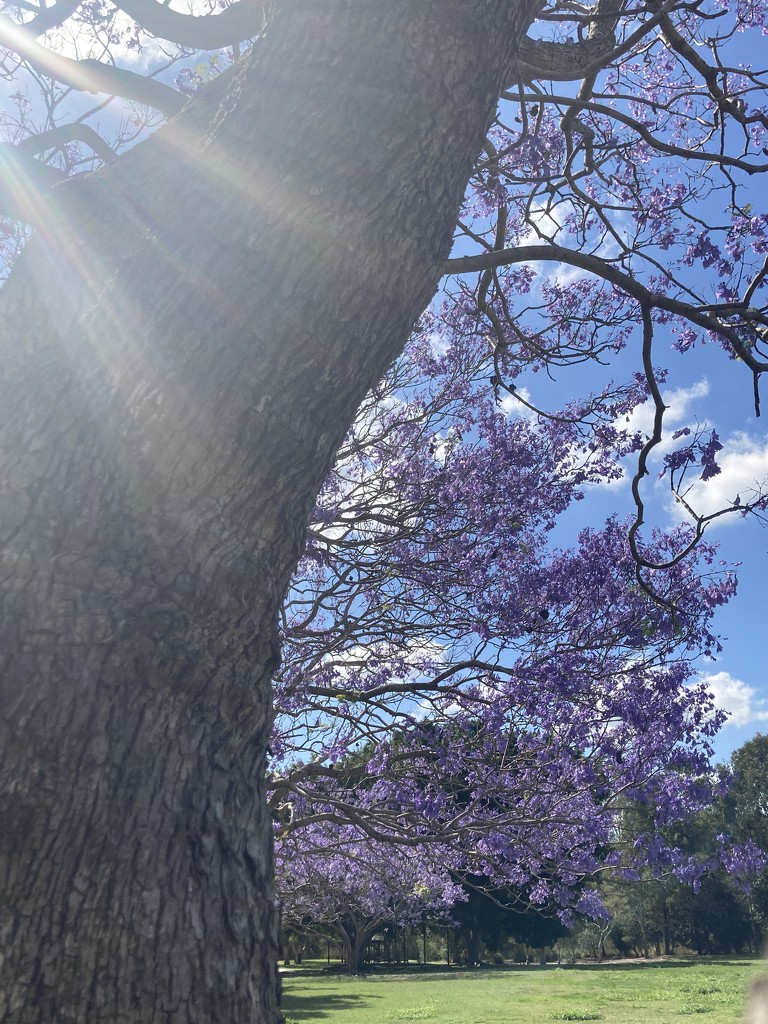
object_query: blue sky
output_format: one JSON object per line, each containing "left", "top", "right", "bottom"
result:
{"left": 616, "top": 347, "right": 768, "bottom": 763}
{"left": 509, "top": 333, "right": 768, "bottom": 765}
{"left": 664, "top": 354, "right": 768, "bottom": 760}
{"left": 454, "top": 17, "right": 768, "bottom": 765}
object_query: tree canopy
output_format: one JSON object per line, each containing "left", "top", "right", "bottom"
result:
{"left": 271, "top": 333, "right": 741, "bottom": 914}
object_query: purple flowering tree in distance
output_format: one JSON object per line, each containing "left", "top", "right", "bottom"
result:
{"left": 1, "top": 1, "right": 768, "bottom": 1020}
{"left": 278, "top": 822, "right": 463, "bottom": 974}
{"left": 270, "top": 333, "right": 753, "bottom": 928}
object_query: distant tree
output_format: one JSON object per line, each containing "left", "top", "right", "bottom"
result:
{"left": 599, "top": 738, "right": 768, "bottom": 958}
{"left": 667, "top": 873, "right": 752, "bottom": 955}
{"left": 603, "top": 871, "right": 673, "bottom": 958}
{"left": 716, "top": 735, "right": 768, "bottom": 945}
{"left": 277, "top": 826, "right": 462, "bottom": 975}
{"left": 449, "top": 877, "right": 567, "bottom": 964}
{"left": 723, "top": 735, "right": 768, "bottom": 848}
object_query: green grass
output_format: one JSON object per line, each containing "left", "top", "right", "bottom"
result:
{"left": 281, "top": 957, "right": 765, "bottom": 1024}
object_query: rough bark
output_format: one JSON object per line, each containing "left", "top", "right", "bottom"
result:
{"left": 0, "top": 2, "right": 538, "bottom": 1021}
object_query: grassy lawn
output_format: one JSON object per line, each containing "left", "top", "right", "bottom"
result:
{"left": 281, "top": 958, "right": 765, "bottom": 1024}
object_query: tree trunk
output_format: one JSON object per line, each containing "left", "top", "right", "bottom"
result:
{"left": 466, "top": 928, "right": 484, "bottom": 966}
{"left": 0, "top": 2, "right": 537, "bottom": 1020}
{"left": 337, "top": 923, "right": 365, "bottom": 977}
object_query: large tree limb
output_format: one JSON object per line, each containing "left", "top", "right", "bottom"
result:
{"left": 110, "top": 0, "right": 267, "bottom": 49}
{"left": 513, "top": 0, "right": 672, "bottom": 83}
{"left": 12, "top": 0, "right": 80, "bottom": 37}
{"left": 0, "top": 13, "right": 185, "bottom": 115}
{"left": 17, "top": 122, "right": 117, "bottom": 164}
{"left": 0, "top": 124, "right": 117, "bottom": 222}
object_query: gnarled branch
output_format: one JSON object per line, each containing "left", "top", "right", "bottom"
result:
{"left": 110, "top": 0, "right": 267, "bottom": 49}
{"left": 0, "top": 13, "right": 185, "bottom": 116}
{"left": 445, "top": 243, "right": 768, "bottom": 376}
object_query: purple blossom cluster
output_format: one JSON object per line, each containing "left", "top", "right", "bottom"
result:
{"left": 277, "top": 824, "right": 464, "bottom": 971}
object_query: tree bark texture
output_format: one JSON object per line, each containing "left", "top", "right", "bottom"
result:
{"left": 0, "top": 2, "right": 538, "bottom": 1020}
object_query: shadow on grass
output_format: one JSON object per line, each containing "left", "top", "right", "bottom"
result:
{"left": 329, "top": 963, "right": 458, "bottom": 976}
{"left": 349, "top": 960, "right": 713, "bottom": 976}
{"left": 558, "top": 958, "right": 753, "bottom": 972}
{"left": 281, "top": 990, "right": 383, "bottom": 1021}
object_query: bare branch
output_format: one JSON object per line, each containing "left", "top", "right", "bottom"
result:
{"left": 14, "top": 0, "right": 80, "bottom": 37}
{"left": 624, "top": 302, "right": 687, "bottom": 594}
{"left": 654, "top": 5, "right": 768, "bottom": 131}
{"left": 17, "top": 123, "right": 116, "bottom": 165}
{"left": 445, "top": 243, "right": 768, "bottom": 373}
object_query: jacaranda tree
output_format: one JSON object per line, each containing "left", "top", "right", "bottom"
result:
{"left": 277, "top": 822, "right": 464, "bottom": 974}
{"left": 271, "top": 334, "right": 742, "bottom": 912}
{"left": 1, "top": 1, "right": 767, "bottom": 1021}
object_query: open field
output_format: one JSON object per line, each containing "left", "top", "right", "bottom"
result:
{"left": 281, "top": 958, "right": 765, "bottom": 1024}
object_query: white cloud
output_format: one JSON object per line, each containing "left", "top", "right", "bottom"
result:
{"left": 612, "top": 380, "right": 768, "bottom": 525}
{"left": 520, "top": 203, "right": 567, "bottom": 248}
{"left": 519, "top": 205, "right": 634, "bottom": 286}
{"left": 49, "top": 14, "right": 178, "bottom": 71}
{"left": 551, "top": 261, "right": 586, "bottom": 288}
{"left": 499, "top": 385, "right": 537, "bottom": 421}
{"left": 667, "top": 432, "right": 768, "bottom": 525}
{"left": 517, "top": 203, "right": 583, "bottom": 284}
{"left": 700, "top": 671, "right": 768, "bottom": 727}
{"left": 585, "top": 380, "right": 711, "bottom": 492}
{"left": 325, "top": 639, "right": 445, "bottom": 674}
{"left": 622, "top": 379, "right": 711, "bottom": 442}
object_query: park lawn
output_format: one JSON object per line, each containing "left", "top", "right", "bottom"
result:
{"left": 281, "top": 958, "right": 765, "bottom": 1024}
